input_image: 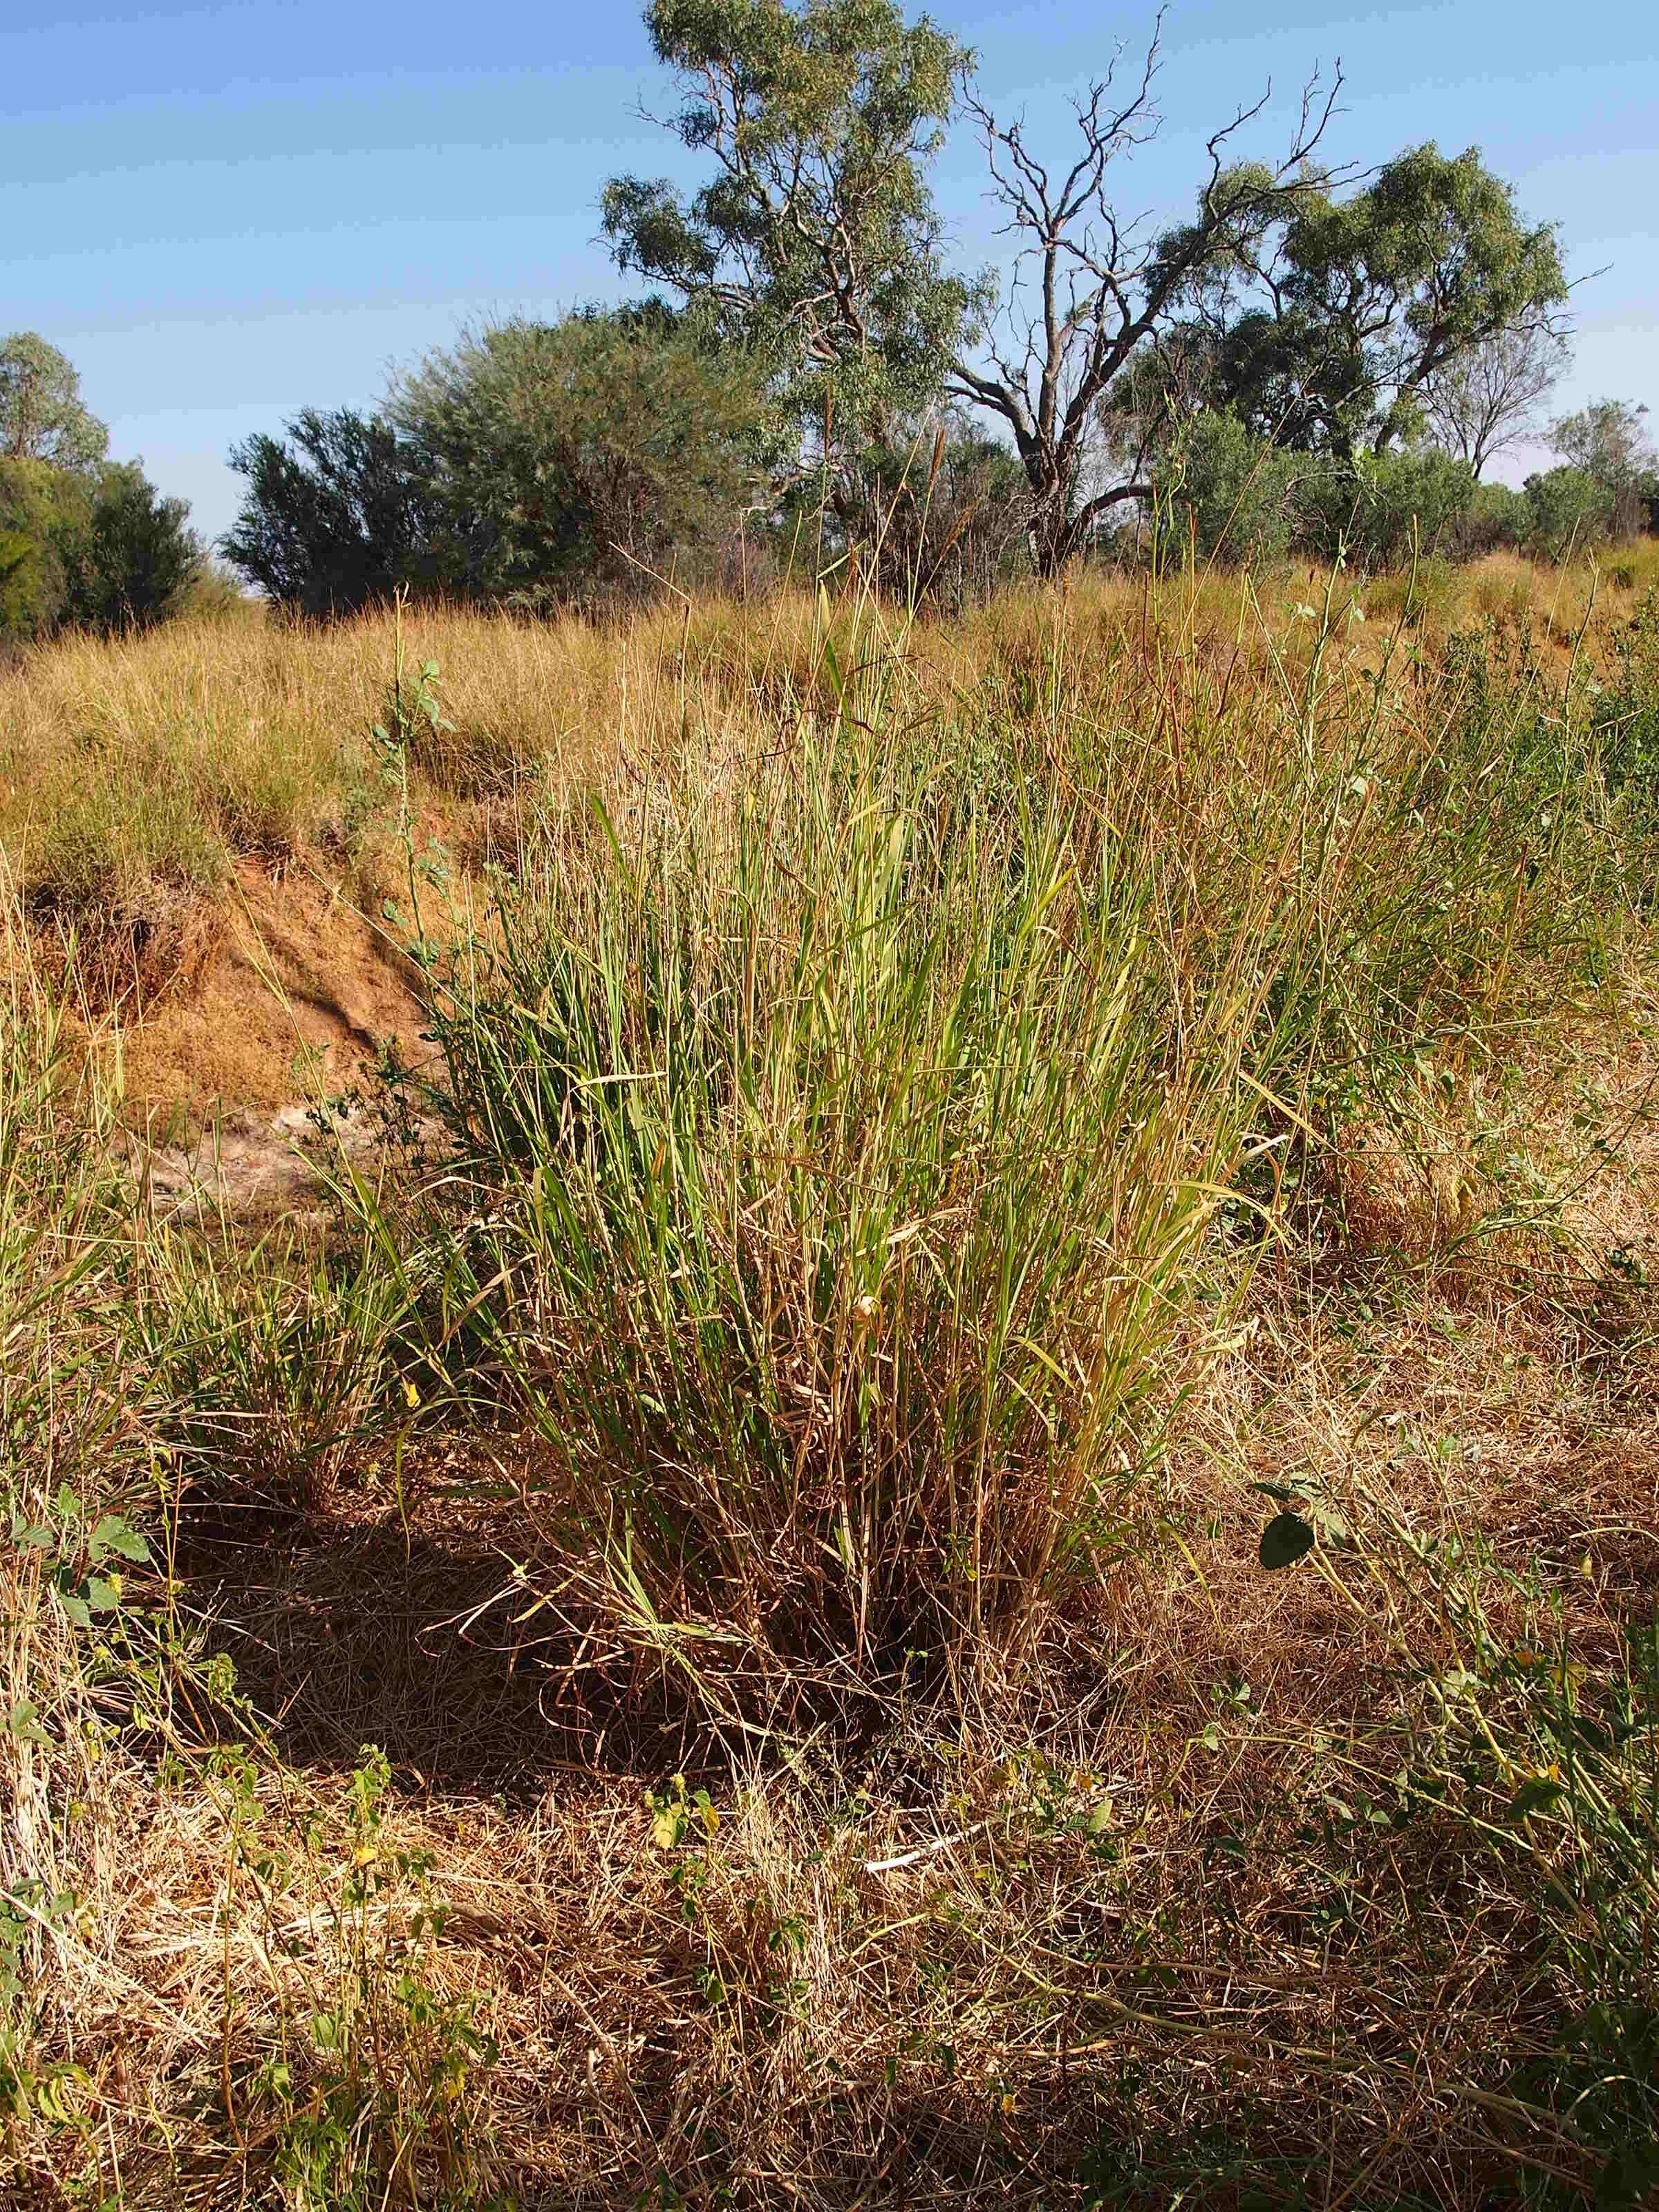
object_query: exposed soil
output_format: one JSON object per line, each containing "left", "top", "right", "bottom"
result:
{"left": 115, "top": 1100, "right": 384, "bottom": 1225}
{"left": 77, "top": 864, "right": 442, "bottom": 1220}
{"left": 115, "top": 864, "right": 432, "bottom": 1121}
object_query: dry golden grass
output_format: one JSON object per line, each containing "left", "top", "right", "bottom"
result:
{"left": 3, "top": 541, "right": 1650, "bottom": 942}
{"left": 15, "top": 1218, "right": 1656, "bottom": 2206}
{"left": 3, "top": 559, "right": 1659, "bottom": 2208}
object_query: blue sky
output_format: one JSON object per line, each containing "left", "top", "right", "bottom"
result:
{"left": 6, "top": 0, "right": 1655, "bottom": 544}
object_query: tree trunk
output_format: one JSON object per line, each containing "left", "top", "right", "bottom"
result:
{"left": 1026, "top": 490, "right": 1076, "bottom": 581}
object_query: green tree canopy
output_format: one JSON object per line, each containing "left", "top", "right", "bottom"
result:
{"left": 1149, "top": 411, "right": 1304, "bottom": 565}
{"left": 0, "top": 452, "right": 197, "bottom": 643}
{"left": 949, "top": 53, "right": 1340, "bottom": 575}
{"left": 0, "top": 458, "right": 91, "bottom": 641}
{"left": 389, "top": 308, "right": 769, "bottom": 602}
{"left": 1523, "top": 463, "right": 1618, "bottom": 554}
{"left": 1199, "top": 144, "right": 1568, "bottom": 457}
{"left": 601, "top": 0, "right": 984, "bottom": 447}
{"left": 1297, "top": 445, "right": 1478, "bottom": 567}
{"left": 0, "top": 338, "right": 199, "bottom": 645}
{"left": 0, "top": 332, "right": 109, "bottom": 473}
{"left": 1548, "top": 400, "right": 1656, "bottom": 537}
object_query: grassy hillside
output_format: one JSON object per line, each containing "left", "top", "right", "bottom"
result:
{"left": 3, "top": 552, "right": 1659, "bottom": 2207}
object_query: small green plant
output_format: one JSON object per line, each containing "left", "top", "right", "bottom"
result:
{"left": 646, "top": 1771, "right": 720, "bottom": 1853}
{"left": 229, "top": 1749, "right": 501, "bottom": 2210}
{"left": 368, "top": 594, "right": 454, "bottom": 975}
{"left": 8, "top": 1490, "right": 149, "bottom": 1631}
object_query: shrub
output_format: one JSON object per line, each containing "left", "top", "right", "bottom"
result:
{"left": 827, "top": 415, "right": 1031, "bottom": 604}
{"left": 1296, "top": 447, "right": 1477, "bottom": 568}
{"left": 62, "top": 461, "right": 201, "bottom": 633}
{"left": 1151, "top": 411, "right": 1302, "bottom": 565}
{"left": 390, "top": 309, "right": 770, "bottom": 607}
{"left": 223, "top": 409, "right": 440, "bottom": 617}
{"left": 1, "top": 453, "right": 200, "bottom": 644}
{"left": 1523, "top": 464, "right": 1617, "bottom": 557}
{"left": 1454, "top": 478, "right": 1533, "bottom": 556}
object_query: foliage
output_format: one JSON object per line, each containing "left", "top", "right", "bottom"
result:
{"left": 1205, "top": 144, "right": 1567, "bottom": 458}
{"left": 1549, "top": 397, "right": 1658, "bottom": 537}
{"left": 223, "top": 407, "right": 439, "bottom": 616}
{"left": 225, "top": 24, "right": 1582, "bottom": 588}
{"left": 601, "top": 0, "right": 982, "bottom": 445}
{"left": 0, "top": 332, "right": 108, "bottom": 473}
{"left": 823, "top": 412, "right": 1029, "bottom": 601}
{"left": 1, "top": 455, "right": 200, "bottom": 646}
{"left": 1456, "top": 476, "right": 1534, "bottom": 554}
{"left": 1297, "top": 445, "right": 1479, "bottom": 568}
{"left": 950, "top": 36, "right": 1339, "bottom": 574}
{"left": 1150, "top": 410, "right": 1303, "bottom": 564}
{"left": 1143, "top": 418, "right": 1481, "bottom": 572}
{"left": 1522, "top": 463, "right": 1618, "bottom": 556}
{"left": 59, "top": 461, "right": 201, "bottom": 633}
{"left": 0, "top": 339, "right": 200, "bottom": 646}
{"left": 1550, "top": 397, "right": 1656, "bottom": 491}
{"left": 0, "top": 336, "right": 198, "bottom": 646}
{"left": 390, "top": 309, "right": 770, "bottom": 604}
{"left": 0, "top": 458, "right": 89, "bottom": 641}
{"left": 225, "top": 312, "right": 773, "bottom": 616}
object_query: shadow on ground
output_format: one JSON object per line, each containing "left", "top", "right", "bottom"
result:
{"left": 171, "top": 1470, "right": 687, "bottom": 1797}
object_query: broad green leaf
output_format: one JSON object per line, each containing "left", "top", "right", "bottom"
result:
{"left": 1259, "top": 1511, "right": 1316, "bottom": 1570}
{"left": 89, "top": 1515, "right": 149, "bottom": 1564}
{"left": 1506, "top": 1777, "right": 1566, "bottom": 1824}
{"left": 6, "top": 1700, "right": 49, "bottom": 1747}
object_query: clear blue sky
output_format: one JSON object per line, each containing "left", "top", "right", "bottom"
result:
{"left": 6, "top": 0, "right": 1654, "bottom": 544}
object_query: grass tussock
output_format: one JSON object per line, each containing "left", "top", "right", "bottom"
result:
{"left": 3, "top": 561, "right": 1659, "bottom": 2206}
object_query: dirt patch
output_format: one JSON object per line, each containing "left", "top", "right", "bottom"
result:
{"left": 116, "top": 1100, "right": 382, "bottom": 1225}
{"left": 114, "top": 865, "right": 435, "bottom": 1125}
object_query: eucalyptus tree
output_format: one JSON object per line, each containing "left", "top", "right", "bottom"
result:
{"left": 604, "top": 4, "right": 1571, "bottom": 578}
{"left": 1546, "top": 397, "right": 1657, "bottom": 538}
{"left": 1, "top": 334, "right": 196, "bottom": 642}
{"left": 601, "top": 0, "right": 986, "bottom": 465}
{"left": 944, "top": 32, "right": 1343, "bottom": 574}
{"left": 0, "top": 332, "right": 109, "bottom": 472}
{"left": 1197, "top": 144, "right": 1570, "bottom": 459}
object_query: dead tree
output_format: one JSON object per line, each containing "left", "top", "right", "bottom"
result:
{"left": 948, "top": 23, "right": 1342, "bottom": 575}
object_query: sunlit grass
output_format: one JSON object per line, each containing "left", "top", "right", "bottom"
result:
{"left": 3, "top": 562, "right": 1659, "bottom": 2206}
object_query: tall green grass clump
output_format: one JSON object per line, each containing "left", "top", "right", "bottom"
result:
{"left": 400, "top": 674, "right": 1277, "bottom": 1694}
{"left": 1250, "top": 611, "right": 1622, "bottom": 1133}
{"left": 346, "top": 587, "right": 1644, "bottom": 1709}
{"left": 372, "top": 603, "right": 1465, "bottom": 1688}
